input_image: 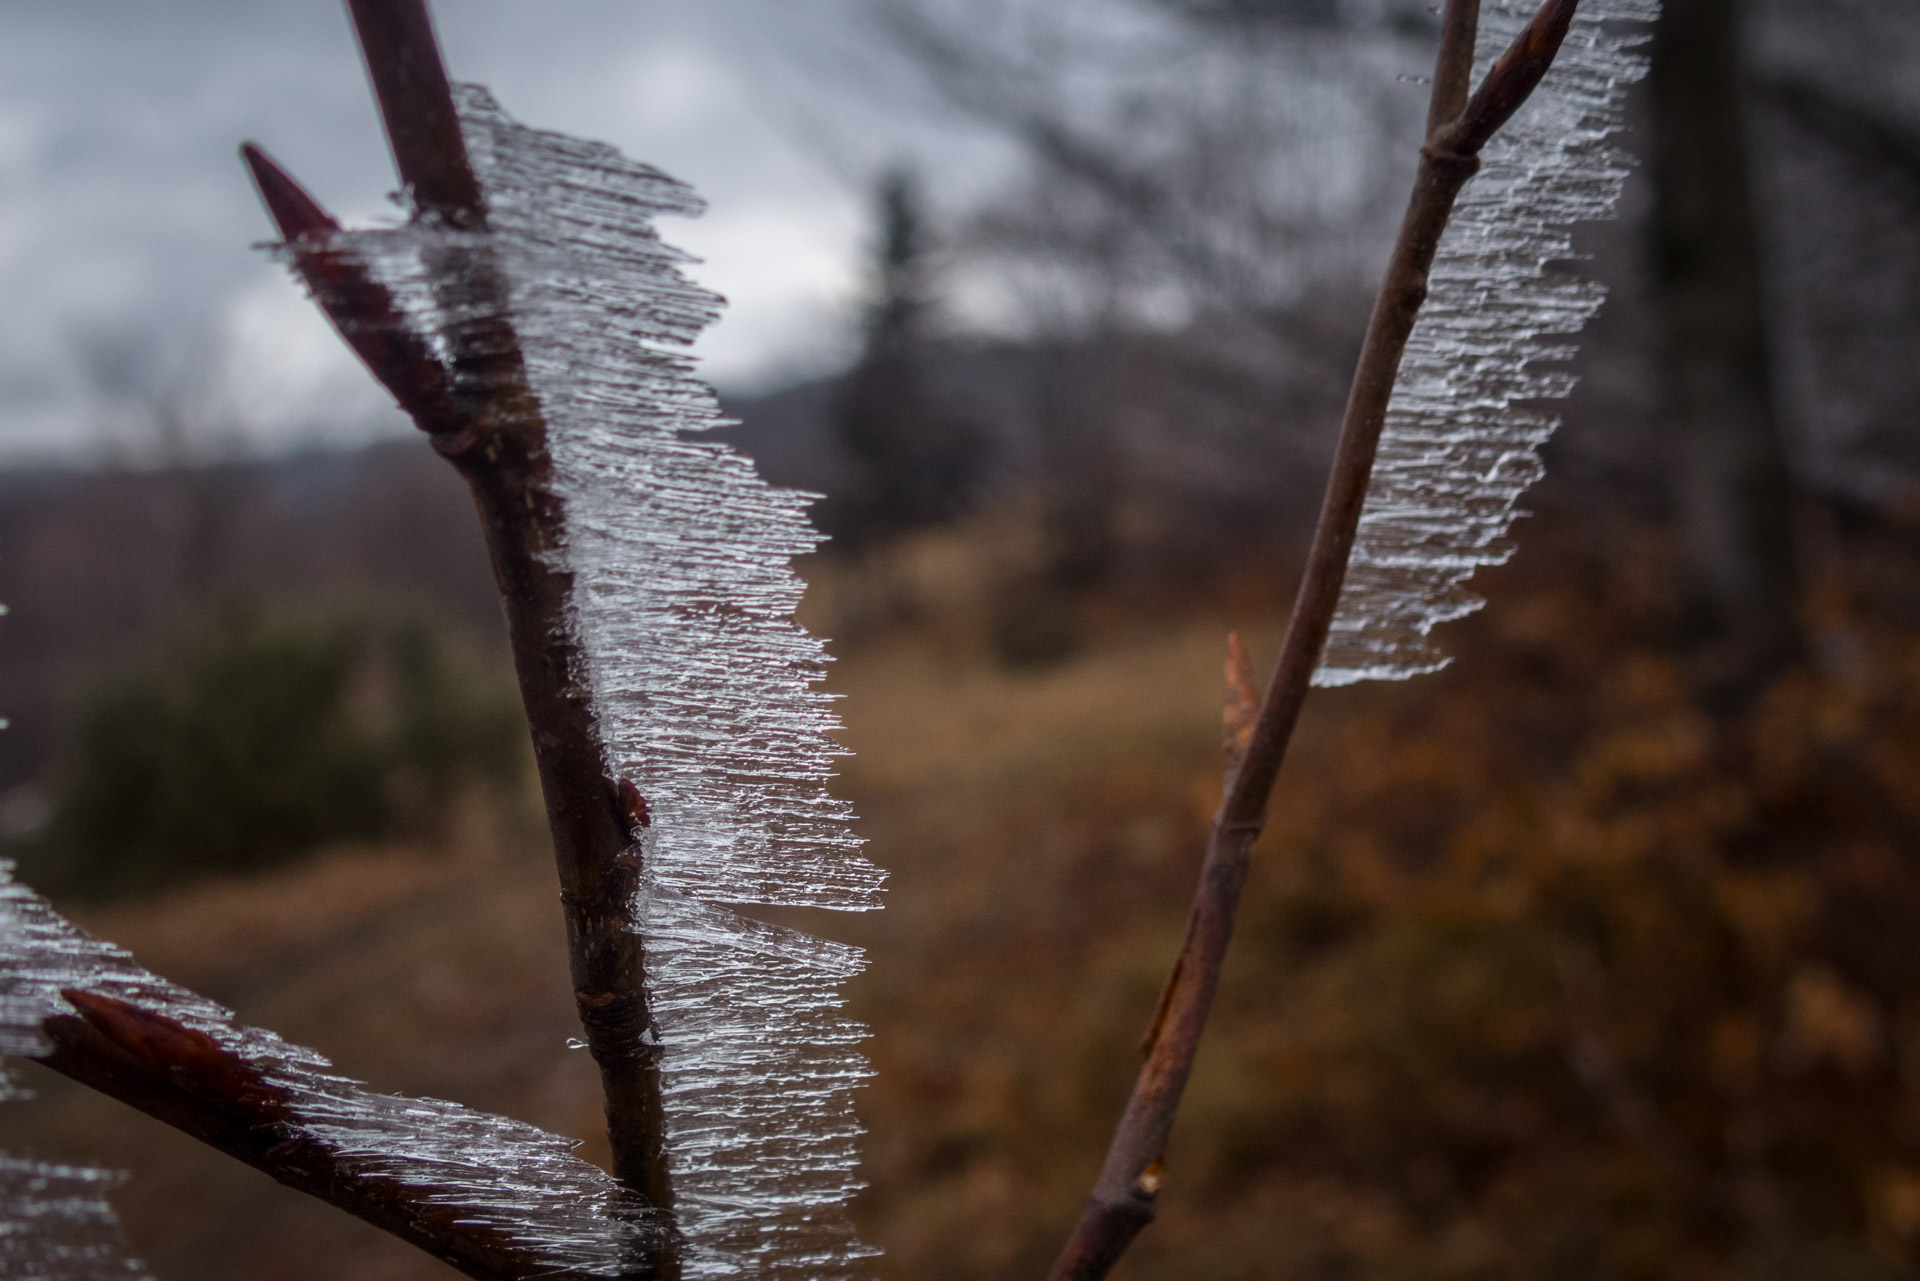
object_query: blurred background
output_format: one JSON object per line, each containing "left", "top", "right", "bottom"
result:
{"left": 3, "top": 0, "right": 1920, "bottom": 1277}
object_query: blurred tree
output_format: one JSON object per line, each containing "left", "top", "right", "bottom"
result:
{"left": 872, "top": 0, "right": 1917, "bottom": 628}
{"left": 51, "top": 611, "right": 387, "bottom": 895}
{"left": 1651, "top": 0, "right": 1802, "bottom": 699}
{"left": 43, "top": 607, "right": 525, "bottom": 898}
{"left": 823, "top": 167, "right": 985, "bottom": 548}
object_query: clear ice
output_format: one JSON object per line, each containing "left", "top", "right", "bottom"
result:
{"left": 298, "top": 85, "right": 885, "bottom": 1276}
{"left": 0, "top": 1153, "right": 152, "bottom": 1281}
{"left": 458, "top": 86, "right": 884, "bottom": 1277}
{"left": 0, "top": 863, "right": 664, "bottom": 1277}
{"left": 1314, "top": 0, "right": 1661, "bottom": 687}
{"left": 2, "top": 886, "right": 154, "bottom": 1281}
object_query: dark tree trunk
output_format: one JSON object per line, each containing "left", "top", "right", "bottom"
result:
{"left": 1651, "top": 0, "right": 1801, "bottom": 698}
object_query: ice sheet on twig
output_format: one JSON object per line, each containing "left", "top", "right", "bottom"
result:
{"left": 639, "top": 884, "right": 878, "bottom": 1278}
{"left": 453, "top": 87, "right": 881, "bottom": 914}
{"left": 0, "top": 863, "right": 664, "bottom": 1277}
{"left": 285, "top": 85, "right": 881, "bottom": 1275}
{"left": 454, "top": 86, "right": 882, "bottom": 1278}
{"left": 1315, "top": 0, "right": 1660, "bottom": 687}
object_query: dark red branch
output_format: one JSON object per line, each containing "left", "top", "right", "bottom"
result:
{"left": 240, "top": 143, "right": 458, "bottom": 425}
{"left": 61, "top": 989, "right": 292, "bottom": 1122}
{"left": 1428, "top": 0, "right": 1484, "bottom": 138}
{"left": 1437, "top": 0, "right": 1581, "bottom": 155}
{"left": 1044, "top": 3, "right": 1585, "bottom": 1277}
{"left": 342, "top": 0, "right": 485, "bottom": 225}
{"left": 36, "top": 998, "right": 557, "bottom": 1281}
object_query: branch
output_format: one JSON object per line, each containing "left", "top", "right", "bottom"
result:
{"left": 1, "top": 865, "right": 667, "bottom": 1281}
{"left": 325, "top": 0, "right": 677, "bottom": 1223}
{"left": 242, "top": 0, "right": 681, "bottom": 1237}
{"left": 240, "top": 144, "right": 458, "bottom": 425}
{"left": 1433, "top": 0, "right": 1579, "bottom": 156}
{"left": 1045, "top": 3, "right": 1582, "bottom": 1277}
{"left": 1427, "top": 0, "right": 1483, "bottom": 138}
{"left": 38, "top": 999, "right": 548, "bottom": 1281}
{"left": 342, "top": 0, "right": 485, "bottom": 225}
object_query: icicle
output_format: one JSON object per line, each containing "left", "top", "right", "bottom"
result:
{"left": 292, "top": 85, "right": 882, "bottom": 1275}
{"left": 1315, "top": 0, "right": 1661, "bottom": 687}
{"left": 0, "top": 864, "right": 664, "bottom": 1277}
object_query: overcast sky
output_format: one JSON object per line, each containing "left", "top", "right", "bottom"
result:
{"left": 0, "top": 0, "right": 1015, "bottom": 465}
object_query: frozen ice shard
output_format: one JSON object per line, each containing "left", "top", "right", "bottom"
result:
{"left": 1315, "top": 0, "right": 1661, "bottom": 687}
{"left": 286, "top": 85, "right": 883, "bottom": 1276}
{"left": 0, "top": 1153, "right": 153, "bottom": 1281}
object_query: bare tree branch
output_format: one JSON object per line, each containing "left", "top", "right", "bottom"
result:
{"left": 3, "top": 863, "right": 668, "bottom": 1281}
{"left": 1045, "top": 4, "right": 1584, "bottom": 1276}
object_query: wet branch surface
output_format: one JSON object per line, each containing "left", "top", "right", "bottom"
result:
{"left": 28, "top": 1, "right": 678, "bottom": 1276}
{"left": 1044, "top": 3, "right": 1587, "bottom": 1277}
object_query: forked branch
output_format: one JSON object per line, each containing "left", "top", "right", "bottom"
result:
{"left": 1045, "top": 3, "right": 1587, "bottom": 1277}
{"left": 27, "top": 1, "right": 678, "bottom": 1272}
{"left": 266, "top": 0, "right": 679, "bottom": 1224}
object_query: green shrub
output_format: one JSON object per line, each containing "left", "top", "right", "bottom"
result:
{"left": 47, "top": 607, "right": 525, "bottom": 897}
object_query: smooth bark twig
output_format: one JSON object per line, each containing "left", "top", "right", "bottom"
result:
{"left": 1044, "top": 3, "right": 1585, "bottom": 1277}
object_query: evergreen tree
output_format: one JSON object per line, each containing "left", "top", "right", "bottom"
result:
{"left": 825, "top": 168, "right": 984, "bottom": 548}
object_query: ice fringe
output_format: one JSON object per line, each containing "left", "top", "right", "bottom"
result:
{"left": 1315, "top": 0, "right": 1662, "bottom": 687}
{"left": 305, "top": 85, "right": 884, "bottom": 1276}
{"left": 0, "top": 863, "right": 664, "bottom": 1277}
{"left": 1, "top": 908, "right": 153, "bottom": 1281}
{"left": 0, "top": 1154, "right": 152, "bottom": 1281}
{"left": 455, "top": 85, "right": 884, "bottom": 1277}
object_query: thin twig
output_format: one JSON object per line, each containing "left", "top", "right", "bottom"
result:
{"left": 240, "top": 144, "right": 458, "bottom": 424}
{"left": 1044, "top": 3, "right": 1582, "bottom": 1277}
{"left": 231, "top": 0, "right": 685, "bottom": 1235}
{"left": 1428, "top": 0, "right": 1484, "bottom": 137}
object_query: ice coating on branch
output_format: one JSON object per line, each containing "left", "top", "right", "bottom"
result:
{"left": 639, "top": 885, "right": 876, "bottom": 1278}
{"left": 288, "top": 86, "right": 881, "bottom": 1273}
{"left": 0, "top": 864, "right": 664, "bottom": 1276}
{"left": 451, "top": 86, "right": 882, "bottom": 1276}
{"left": 0, "top": 1157, "right": 153, "bottom": 1281}
{"left": 1315, "top": 0, "right": 1660, "bottom": 686}
{"left": 452, "top": 88, "right": 879, "bottom": 913}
